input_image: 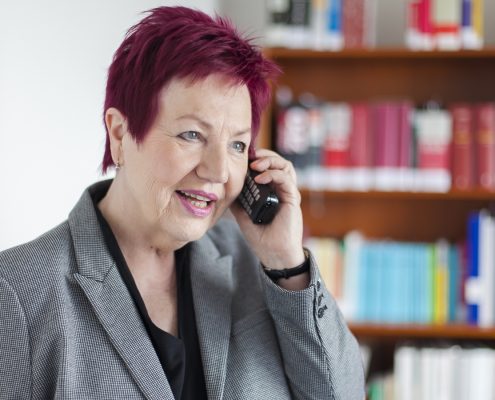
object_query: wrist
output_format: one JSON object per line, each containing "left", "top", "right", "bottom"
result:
{"left": 262, "top": 248, "right": 309, "bottom": 282}
{"left": 260, "top": 248, "right": 306, "bottom": 271}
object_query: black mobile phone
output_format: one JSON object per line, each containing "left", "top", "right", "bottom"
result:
{"left": 237, "top": 168, "right": 279, "bottom": 224}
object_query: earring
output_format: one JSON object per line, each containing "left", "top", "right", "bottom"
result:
{"left": 115, "top": 161, "right": 121, "bottom": 170}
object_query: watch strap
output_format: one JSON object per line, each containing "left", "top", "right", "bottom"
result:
{"left": 263, "top": 249, "right": 310, "bottom": 281}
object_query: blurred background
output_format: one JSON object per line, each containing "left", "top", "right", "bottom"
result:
{"left": 0, "top": 0, "right": 494, "bottom": 250}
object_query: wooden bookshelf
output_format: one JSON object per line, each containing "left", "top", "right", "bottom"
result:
{"left": 300, "top": 189, "right": 495, "bottom": 242}
{"left": 261, "top": 48, "right": 495, "bottom": 350}
{"left": 350, "top": 323, "right": 495, "bottom": 340}
{"left": 259, "top": 47, "right": 495, "bottom": 149}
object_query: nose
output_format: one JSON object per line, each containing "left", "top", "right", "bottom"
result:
{"left": 196, "top": 142, "right": 229, "bottom": 184}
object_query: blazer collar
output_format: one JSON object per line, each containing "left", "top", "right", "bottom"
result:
{"left": 68, "top": 182, "right": 174, "bottom": 400}
{"left": 189, "top": 236, "right": 233, "bottom": 400}
{"left": 68, "top": 181, "right": 234, "bottom": 400}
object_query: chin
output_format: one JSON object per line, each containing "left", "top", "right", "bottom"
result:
{"left": 171, "top": 218, "right": 213, "bottom": 244}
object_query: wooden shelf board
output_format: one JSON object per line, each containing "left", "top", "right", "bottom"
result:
{"left": 350, "top": 323, "right": 495, "bottom": 339}
{"left": 300, "top": 189, "right": 495, "bottom": 201}
{"left": 264, "top": 47, "right": 495, "bottom": 60}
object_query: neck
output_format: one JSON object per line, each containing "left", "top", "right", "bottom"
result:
{"left": 97, "top": 177, "right": 185, "bottom": 267}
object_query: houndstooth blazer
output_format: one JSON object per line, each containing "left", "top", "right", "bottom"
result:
{"left": 0, "top": 181, "right": 364, "bottom": 400}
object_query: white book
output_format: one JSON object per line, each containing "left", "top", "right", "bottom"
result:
{"left": 478, "top": 211, "right": 495, "bottom": 327}
{"left": 394, "top": 346, "right": 419, "bottom": 400}
{"left": 341, "top": 231, "right": 364, "bottom": 321}
{"left": 466, "top": 348, "right": 495, "bottom": 400}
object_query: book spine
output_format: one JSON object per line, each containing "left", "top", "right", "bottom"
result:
{"left": 342, "top": 0, "right": 365, "bottom": 48}
{"left": 324, "top": 0, "right": 344, "bottom": 50}
{"left": 474, "top": 103, "right": 495, "bottom": 190}
{"left": 322, "top": 102, "right": 352, "bottom": 190}
{"left": 373, "top": 102, "right": 400, "bottom": 190}
{"left": 465, "top": 211, "right": 480, "bottom": 325}
{"left": 419, "top": 0, "right": 434, "bottom": 49}
{"left": 414, "top": 109, "right": 453, "bottom": 192}
{"left": 450, "top": 103, "right": 474, "bottom": 190}
{"left": 348, "top": 102, "right": 373, "bottom": 190}
{"left": 264, "top": 0, "right": 292, "bottom": 47}
{"left": 472, "top": 0, "right": 484, "bottom": 48}
{"left": 432, "top": 0, "right": 461, "bottom": 50}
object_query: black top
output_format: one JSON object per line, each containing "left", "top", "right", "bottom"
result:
{"left": 90, "top": 183, "right": 207, "bottom": 399}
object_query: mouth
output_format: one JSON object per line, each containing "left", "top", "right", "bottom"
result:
{"left": 175, "top": 190, "right": 216, "bottom": 217}
{"left": 176, "top": 190, "right": 213, "bottom": 208}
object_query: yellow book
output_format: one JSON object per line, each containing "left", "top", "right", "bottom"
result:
{"left": 433, "top": 241, "right": 449, "bottom": 325}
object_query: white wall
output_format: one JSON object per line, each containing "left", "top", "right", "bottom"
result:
{"left": 0, "top": 0, "right": 219, "bottom": 251}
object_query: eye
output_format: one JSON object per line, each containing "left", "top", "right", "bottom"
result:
{"left": 231, "top": 141, "right": 247, "bottom": 154}
{"left": 179, "top": 131, "right": 202, "bottom": 141}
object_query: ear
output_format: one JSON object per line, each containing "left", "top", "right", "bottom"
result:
{"left": 105, "top": 107, "right": 127, "bottom": 166}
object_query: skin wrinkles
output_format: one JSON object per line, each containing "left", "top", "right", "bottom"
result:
{"left": 101, "top": 74, "right": 252, "bottom": 256}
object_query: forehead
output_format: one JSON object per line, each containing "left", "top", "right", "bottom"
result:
{"left": 157, "top": 74, "right": 252, "bottom": 125}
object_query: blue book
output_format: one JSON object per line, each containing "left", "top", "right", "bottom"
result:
{"left": 466, "top": 211, "right": 480, "bottom": 325}
{"left": 448, "top": 244, "right": 460, "bottom": 323}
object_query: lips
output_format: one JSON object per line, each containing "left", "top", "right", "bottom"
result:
{"left": 176, "top": 190, "right": 217, "bottom": 217}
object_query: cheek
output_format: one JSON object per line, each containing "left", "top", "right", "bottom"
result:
{"left": 226, "top": 165, "right": 247, "bottom": 200}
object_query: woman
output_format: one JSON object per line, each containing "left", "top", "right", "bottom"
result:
{"left": 0, "top": 6, "right": 364, "bottom": 400}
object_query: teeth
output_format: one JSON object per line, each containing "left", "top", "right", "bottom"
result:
{"left": 190, "top": 200, "right": 207, "bottom": 208}
{"left": 179, "top": 191, "right": 210, "bottom": 202}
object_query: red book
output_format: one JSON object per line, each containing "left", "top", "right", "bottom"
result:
{"left": 474, "top": 103, "right": 495, "bottom": 190}
{"left": 349, "top": 102, "right": 372, "bottom": 168}
{"left": 348, "top": 102, "right": 373, "bottom": 190}
{"left": 450, "top": 103, "right": 474, "bottom": 190}
{"left": 397, "top": 101, "right": 413, "bottom": 169}
{"left": 418, "top": 0, "right": 434, "bottom": 49}
{"left": 373, "top": 102, "right": 399, "bottom": 169}
{"left": 343, "top": 0, "right": 365, "bottom": 48}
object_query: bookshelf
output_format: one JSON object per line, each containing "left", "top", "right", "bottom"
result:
{"left": 261, "top": 47, "right": 495, "bottom": 381}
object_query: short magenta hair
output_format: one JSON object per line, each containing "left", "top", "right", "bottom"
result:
{"left": 102, "top": 6, "right": 281, "bottom": 172}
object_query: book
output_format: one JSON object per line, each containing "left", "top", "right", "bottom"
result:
{"left": 414, "top": 108, "right": 452, "bottom": 192}
{"left": 450, "top": 103, "right": 474, "bottom": 190}
{"left": 478, "top": 211, "right": 495, "bottom": 327}
{"left": 264, "top": 0, "right": 292, "bottom": 47}
{"left": 474, "top": 103, "right": 495, "bottom": 191}
{"left": 419, "top": 0, "right": 435, "bottom": 49}
{"left": 321, "top": 102, "right": 352, "bottom": 190}
{"left": 372, "top": 102, "right": 401, "bottom": 191}
{"left": 315, "top": 0, "right": 344, "bottom": 50}
{"left": 465, "top": 211, "right": 480, "bottom": 325}
{"left": 348, "top": 102, "right": 373, "bottom": 190}
{"left": 342, "top": 0, "right": 365, "bottom": 48}
{"left": 432, "top": 0, "right": 461, "bottom": 50}
{"left": 461, "top": 0, "right": 484, "bottom": 49}
{"left": 288, "top": 0, "right": 313, "bottom": 48}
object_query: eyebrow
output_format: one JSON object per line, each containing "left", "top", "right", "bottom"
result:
{"left": 176, "top": 114, "right": 251, "bottom": 137}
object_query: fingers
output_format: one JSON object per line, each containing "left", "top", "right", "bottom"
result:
{"left": 250, "top": 149, "right": 297, "bottom": 183}
{"left": 255, "top": 169, "right": 301, "bottom": 204}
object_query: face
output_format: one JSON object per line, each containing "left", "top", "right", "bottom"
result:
{"left": 118, "top": 74, "right": 252, "bottom": 246}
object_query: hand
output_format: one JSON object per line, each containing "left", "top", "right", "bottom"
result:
{"left": 230, "top": 149, "right": 305, "bottom": 270}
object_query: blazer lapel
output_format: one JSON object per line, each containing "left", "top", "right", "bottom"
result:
{"left": 68, "top": 185, "right": 174, "bottom": 400}
{"left": 190, "top": 237, "right": 233, "bottom": 400}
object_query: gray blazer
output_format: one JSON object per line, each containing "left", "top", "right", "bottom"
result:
{"left": 0, "top": 183, "right": 364, "bottom": 400}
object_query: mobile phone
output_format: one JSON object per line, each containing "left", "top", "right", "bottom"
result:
{"left": 237, "top": 168, "right": 279, "bottom": 224}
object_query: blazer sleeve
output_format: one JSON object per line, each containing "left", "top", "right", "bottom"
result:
{"left": 260, "top": 251, "right": 365, "bottom": 400}
{"left": 0, "top": 275, "right": 32, "bottom": 399}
